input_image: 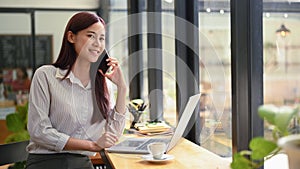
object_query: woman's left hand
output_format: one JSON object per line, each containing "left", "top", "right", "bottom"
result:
{"left": 99, "top": 57, "right": 126, "bottom": 88}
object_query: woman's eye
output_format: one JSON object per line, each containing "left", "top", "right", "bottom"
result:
{"left": 100, "top": 37, "right": 105, "bottom": 41}
{"left": 88, "top": 34, "right": 95, "bottom": 39}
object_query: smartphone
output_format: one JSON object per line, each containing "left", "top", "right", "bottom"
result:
{"left": 98, "top": 49, "right": 110, "bottom": 74}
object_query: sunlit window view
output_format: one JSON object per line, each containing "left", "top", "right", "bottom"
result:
{"left": 108, "top": 0, "right": 233, "bottom": 157}
{"left": 262, "top": 3, "right": 300, "bottom": 155}
{"left": 108, "top": 0, "right": 300, "bottom": 160}
{"left": 263, "top": 12, "right": 300, "bottom": 107}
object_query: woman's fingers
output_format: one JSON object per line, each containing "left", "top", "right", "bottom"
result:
{"left": 107, "top": 57, "right": 119, "bottom": 69}
{"left": 104, "top": 132, "right": 118, "bottom": 145}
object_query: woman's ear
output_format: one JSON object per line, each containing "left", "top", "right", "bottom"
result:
{"left": 67, "top": 31, "right": 75, "bottom": 43}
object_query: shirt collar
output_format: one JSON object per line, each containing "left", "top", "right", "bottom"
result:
{"left": 55, "top": 68, "right": 91, "bottom": 89}
{"left": 55, "top": 68, "right": 68, "bottom": 79}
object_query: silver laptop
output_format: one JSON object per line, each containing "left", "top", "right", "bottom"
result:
{"left": 106, "top": 94, "right": 201, "bottom": 154}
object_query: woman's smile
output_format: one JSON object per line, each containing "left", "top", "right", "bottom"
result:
{"left": 89, "top": 48, "right": 101, "bottom": 56}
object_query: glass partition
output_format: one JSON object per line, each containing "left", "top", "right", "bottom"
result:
{"left": 198, "top": 1, "right": 232, "bottom": 157}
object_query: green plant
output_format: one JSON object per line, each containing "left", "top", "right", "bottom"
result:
{"left": 231, "top": 104, "right": 299, "bottom": 169}
{"left": 5, "top": 102, "right": 30, "bottom": 169}
{"left": 5, "top": 102, "right": 30, "bottom": 143}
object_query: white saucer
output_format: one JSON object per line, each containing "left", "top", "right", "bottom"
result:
{"left": 141, "top": 154, "right": 174, "bottom": 163}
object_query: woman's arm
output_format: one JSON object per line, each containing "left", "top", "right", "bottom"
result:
{"left": 64, "top": 138, "right": 100, "bottom": 152}
{"left": 64, "top": 132, "right": 118, "bottom": 152}
{"left": 28, "top": 67, "right": 70, "bottom": 152}
{"left": 104, "top": 57, "right": 127, "bottom": 114}
{"left": 115, "top": 84, "right": 127, "bottom": 114}
{"left": 102, "top": 57, "right": 127, "bottom": 137}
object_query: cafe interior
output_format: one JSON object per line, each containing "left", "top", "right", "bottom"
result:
{"left": 1, "top": 0, "right": 300, "bottom": 169}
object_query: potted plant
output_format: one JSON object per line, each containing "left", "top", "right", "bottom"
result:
{"left": 277, "top": 134, "right": 300, "bottom": 169}
{"left": 5, "top": 102, "right": 29, "bottom": 169}
{"left": 231, "top": 104, "right": 299, "bottom": 169}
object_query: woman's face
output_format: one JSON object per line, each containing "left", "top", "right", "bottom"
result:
{"left": 68, "top": 21, "right": 106, "bottom": 63}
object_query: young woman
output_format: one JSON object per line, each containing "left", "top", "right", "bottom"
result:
{"left": 25, "top": 12, "right": 127, "bottom": 169}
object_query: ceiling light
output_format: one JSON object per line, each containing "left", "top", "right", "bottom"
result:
{"left": 276, "top": 24, "right": 291, "bottom": 37}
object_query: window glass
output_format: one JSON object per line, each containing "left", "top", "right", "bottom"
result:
{"left": 263, "top": 3, "right": 300, "bottom": 138}
{"left": 0, "top": 13, "right": 31, "bottom": 144}
{"left": 109, "top": 0, "right": 232, "bottom": 157}
{"left": 0, "top": 11, "right": 92, "bottom": 144}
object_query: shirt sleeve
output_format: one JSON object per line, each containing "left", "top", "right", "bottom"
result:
{"left": 105, "top": 80, "right": 127, "bottom": 138}
{"left": 27, "top": 67, "right": 70, "bottom": 152}
{"left": 106, "top": 108, "right": 126, "bottom": 138}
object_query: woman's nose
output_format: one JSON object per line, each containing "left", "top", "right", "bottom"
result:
{"left": 93, "top": 38, "right": 101, "bottom": 47}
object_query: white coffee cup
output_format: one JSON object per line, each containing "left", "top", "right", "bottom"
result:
{"left": 147, "top": 142, "right": 166, "bottom": 159}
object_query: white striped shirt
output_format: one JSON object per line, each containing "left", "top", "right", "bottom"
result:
{"left": 26, "top": 65, "right": 125, "bottom": 156}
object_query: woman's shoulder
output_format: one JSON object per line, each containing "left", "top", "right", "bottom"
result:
{"left": 33, "top": 65, "right": 56, "bottom": 77}
{"left": 36, "top": 65, "right": 57, "bottom": 72}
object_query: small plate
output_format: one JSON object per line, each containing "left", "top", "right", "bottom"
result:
{"left": 141, "top": 154, "right": 174, "bottom": 163}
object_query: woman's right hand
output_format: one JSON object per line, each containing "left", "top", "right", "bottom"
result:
{"left": 95, "top": 132, "right": 118, "bottom": 150}
{"left": 102, "top": 57, "right": 126, "bottom": 89}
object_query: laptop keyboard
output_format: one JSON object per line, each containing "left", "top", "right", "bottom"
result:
{"left": 136, "top": 138, "right": 171, "bottom": 151}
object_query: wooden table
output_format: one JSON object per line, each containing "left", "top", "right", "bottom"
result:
{"left": 100, "top": 138, "right": 230, "bottom": 169}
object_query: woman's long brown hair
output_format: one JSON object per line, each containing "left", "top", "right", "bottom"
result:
{"left": 52, "top": 12, "right": 109, "bottom": 119}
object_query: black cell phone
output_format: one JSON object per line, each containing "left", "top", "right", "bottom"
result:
{"left": 98, "top": 49, "right": 110, "bottom": 74}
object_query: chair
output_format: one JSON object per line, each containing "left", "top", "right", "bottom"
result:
{"left": 0, "top": 140, "right": 107, "bottom": 169}
{"left": 0, "top": 140, "right": 29, "bottom": 166}
{"left": 90, "top": 152, "right": 107, "bottom": 169}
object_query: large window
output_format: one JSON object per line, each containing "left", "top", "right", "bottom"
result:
{"left": 109, "top": 0, "right": 232, "bottom": 157}
{"left": 263, "top": 2, "right": 300, "bottom": 139}
{"left": 108, "top": 0, "right": 300, "bottom": 159}
{"left": 0, "top": 10, "right": 95, "bottom": 144}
